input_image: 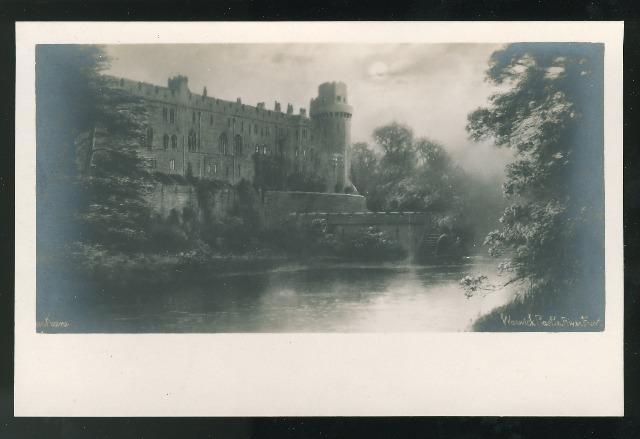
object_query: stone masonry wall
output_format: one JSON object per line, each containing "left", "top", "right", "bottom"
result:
{"left": 260, "top": 191, "right": 368, "bottom": 227}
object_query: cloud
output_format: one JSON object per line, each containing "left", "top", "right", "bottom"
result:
{"left": 271, "top": 52, "right": 313, "bottom": 65}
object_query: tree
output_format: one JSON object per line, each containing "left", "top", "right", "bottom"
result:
{"left": 350, "top": 142, "right": 379, "bottom": 197}
{"left": 36, "top": 45, "right": 153, "bottom": 253}
{"left": 467, "top": 43, "right": 605, "bottom": 317}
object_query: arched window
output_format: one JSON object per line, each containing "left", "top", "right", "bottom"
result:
{"left": 219, "top": 133, "right": 228, "bottom": 155}
{"left": 171, "top": 135, "right": 177, "bottom": 150}
{"left": 145, "top": 127, "right": 153, "bottom": 148}
{"left": 162, "top": 107, "right": 168, "bottom": 122}
{"left": 188, "top": 130, "right": 197, "bottom": 152}
{"left": 163, "top": 134, "right": 169, "bottom": 149}
{"left": 169, "top": 109, "right": 175, "bottom": 124}
{"left": 234, "top": 135, "right": 243, "bottom": 156}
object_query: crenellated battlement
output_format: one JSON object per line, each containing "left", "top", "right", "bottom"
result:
{"left": 106, "top": 75, "right": 310, "bottom": 123}
{"left": 104, "top": 73, "right": 353, "bottom": 194}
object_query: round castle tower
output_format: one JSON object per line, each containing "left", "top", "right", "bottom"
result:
{"left": 310, "top": 82, "right": 355, "bottom": 193}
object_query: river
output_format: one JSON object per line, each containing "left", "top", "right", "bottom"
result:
{"left": 38, "top": 255, "right": 516, "bottom": 332}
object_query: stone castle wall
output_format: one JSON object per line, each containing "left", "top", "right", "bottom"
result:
{"left": 146, "top": 183, "right": 367, "bottom": 226}
{"left": 107, "top": 74, "right": 353, "bottom": 193}
{"left": 146, "top": 183, "right": 236, "bottom": 221}
{"left": 260, "top": 191, "right": 367, "bottom": 226}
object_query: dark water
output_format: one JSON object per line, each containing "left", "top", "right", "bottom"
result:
{"left": 39, "top": 256, "right": 516, "bottom": 333}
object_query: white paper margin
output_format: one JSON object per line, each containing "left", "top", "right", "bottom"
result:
{"left": 14, "top": 21, "right": 624, "bottom": 417}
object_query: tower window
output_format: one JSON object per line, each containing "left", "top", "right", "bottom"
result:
{"left": 188, "top": 130, "right": 197, "bottom": 152}
{"left": 145, "top": 127, "right": 153, "bottom": 148}
{"left": 169, "top": 108, "right": 175, "bottom": 124}
{"left": 234, "top": 135, "right": 243, "bottom": 156}
{"left": 162, "top": 107, "right": 168, "bottom": 122}
{"left": 219, "top": 133, "right": 228, "bottom": 155}
{"left": 171, "top": 135, "right": 177, "bottom": 149}
{"left": 192, "top": 111, "right": 196, "bottom": 123}
{"left": 163, "top": 134, "right": 169, "bottom": 149}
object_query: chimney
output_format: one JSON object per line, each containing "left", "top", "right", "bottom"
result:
{"left": 237, "top": 97, "right": 242, "bottom": 104}
{"left": 274, "top": 101, "right": 281, "bottom": 112}
{"left": 203, "top": 86, "right": 207, "bottom": 97}
{"left": 287, "top": 104, "right": 293, "bottom": 115}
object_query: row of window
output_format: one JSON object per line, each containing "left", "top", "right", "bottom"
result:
{"left": 159, "top": 106, "right": 310, "bottom": 140}
{"left": 153, "top": 158, "right": 242, "bottom": 181}
{"left": 146, "top": 125, "right": 319, "bottom": 159}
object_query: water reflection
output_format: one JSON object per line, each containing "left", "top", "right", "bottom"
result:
{"left": 40, "top": 256, "right": 515, "bottom": 333}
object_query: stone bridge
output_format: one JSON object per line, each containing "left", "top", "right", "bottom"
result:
{"left": 289, "top": 211, "right": 443, "bottom": 259}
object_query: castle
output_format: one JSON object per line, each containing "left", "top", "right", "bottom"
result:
{"left": 104, "top": 74, "right": 438, "bottom": 259}
{"left": 109, "top": 74, "right": 356, "bottom": 194}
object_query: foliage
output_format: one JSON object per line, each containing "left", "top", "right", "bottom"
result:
{"left": 466, "top": 43, "right": 604, "bottom": 316}
{"left": 350, "top": 142, "right": 379, "bottom": 198}
{"left": 37, "top": 45, "right": 153, "bottom": 253}
{"left": 351, "top": 122, "right": 475, "bottom": 253}
{"left": 253, "top": 153, "right": 327, "bottom": 192}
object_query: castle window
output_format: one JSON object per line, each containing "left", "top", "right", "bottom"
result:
{"left": 188, "top": 130, "right": 197, "bottom": 152}
{"left": 219, "top": 133, "right": 228, "bottom": 155}
{"left": 234, "top": 135, "right": 243, "bottom": 156}
{"left": 192, "top": 111, "right": 196, "bottom": 123}
{"left": 225, "top": 166, "right": 229, "bottom": 178}
{"left": 228, "top": 118, "right": 231, "bottom": 128}
{"left": 171, "top": 135, "right": 177, "bottom": 150}
{"left": 169, "top": 109, "right": 175, "bottom": 124}
{"left": 145, "top": 127, "right": 153, "bottom": 148}
{"left": 238, "top": 165, "right": 241, "bottom": 176}
{"left": 241, "top": 121, "right": 244, "bottom": 131}
{"left": 163, "top": 134, "right": 169, "bottom": 149}
{"left": 254, "top": 124, "right": 257, "bottom": 134}
{"left": 162, "top": 107, "right": 168, "bottom": 122}
{"left": 169, "top": 159, "right": 175, "bottom": 171}
{"left": 210, "top": 114, "right": 213, "bottom": 125}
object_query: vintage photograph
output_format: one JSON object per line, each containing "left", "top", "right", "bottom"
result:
{"left": 35, "top": 42, "right": 605, "bottom": 333}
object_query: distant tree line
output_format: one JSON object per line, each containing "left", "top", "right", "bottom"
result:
{"left": 350, "top": 122, "right": 504, "bottom": 254}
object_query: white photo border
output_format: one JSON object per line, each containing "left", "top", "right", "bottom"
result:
{"left": 14, "top": 21, "right": 624, "bottom": 416}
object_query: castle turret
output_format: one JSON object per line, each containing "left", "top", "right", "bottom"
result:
{"left": 167, "top": 75, "right": 190, "bottom": 96}
{"left": 310, "top": 81, "right": 354, "bottom": 193}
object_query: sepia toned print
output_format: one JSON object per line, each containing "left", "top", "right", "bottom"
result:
{"left": 36, "top": 43, "right": 605, "bottom": 333}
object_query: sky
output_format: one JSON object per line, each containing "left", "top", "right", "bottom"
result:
{"left": 105, "top": 44, "right": 513, "bottom": 177}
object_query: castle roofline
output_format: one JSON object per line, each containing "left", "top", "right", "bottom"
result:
{"left": 102, "top": 74, "right": 310, "bottom": 121}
